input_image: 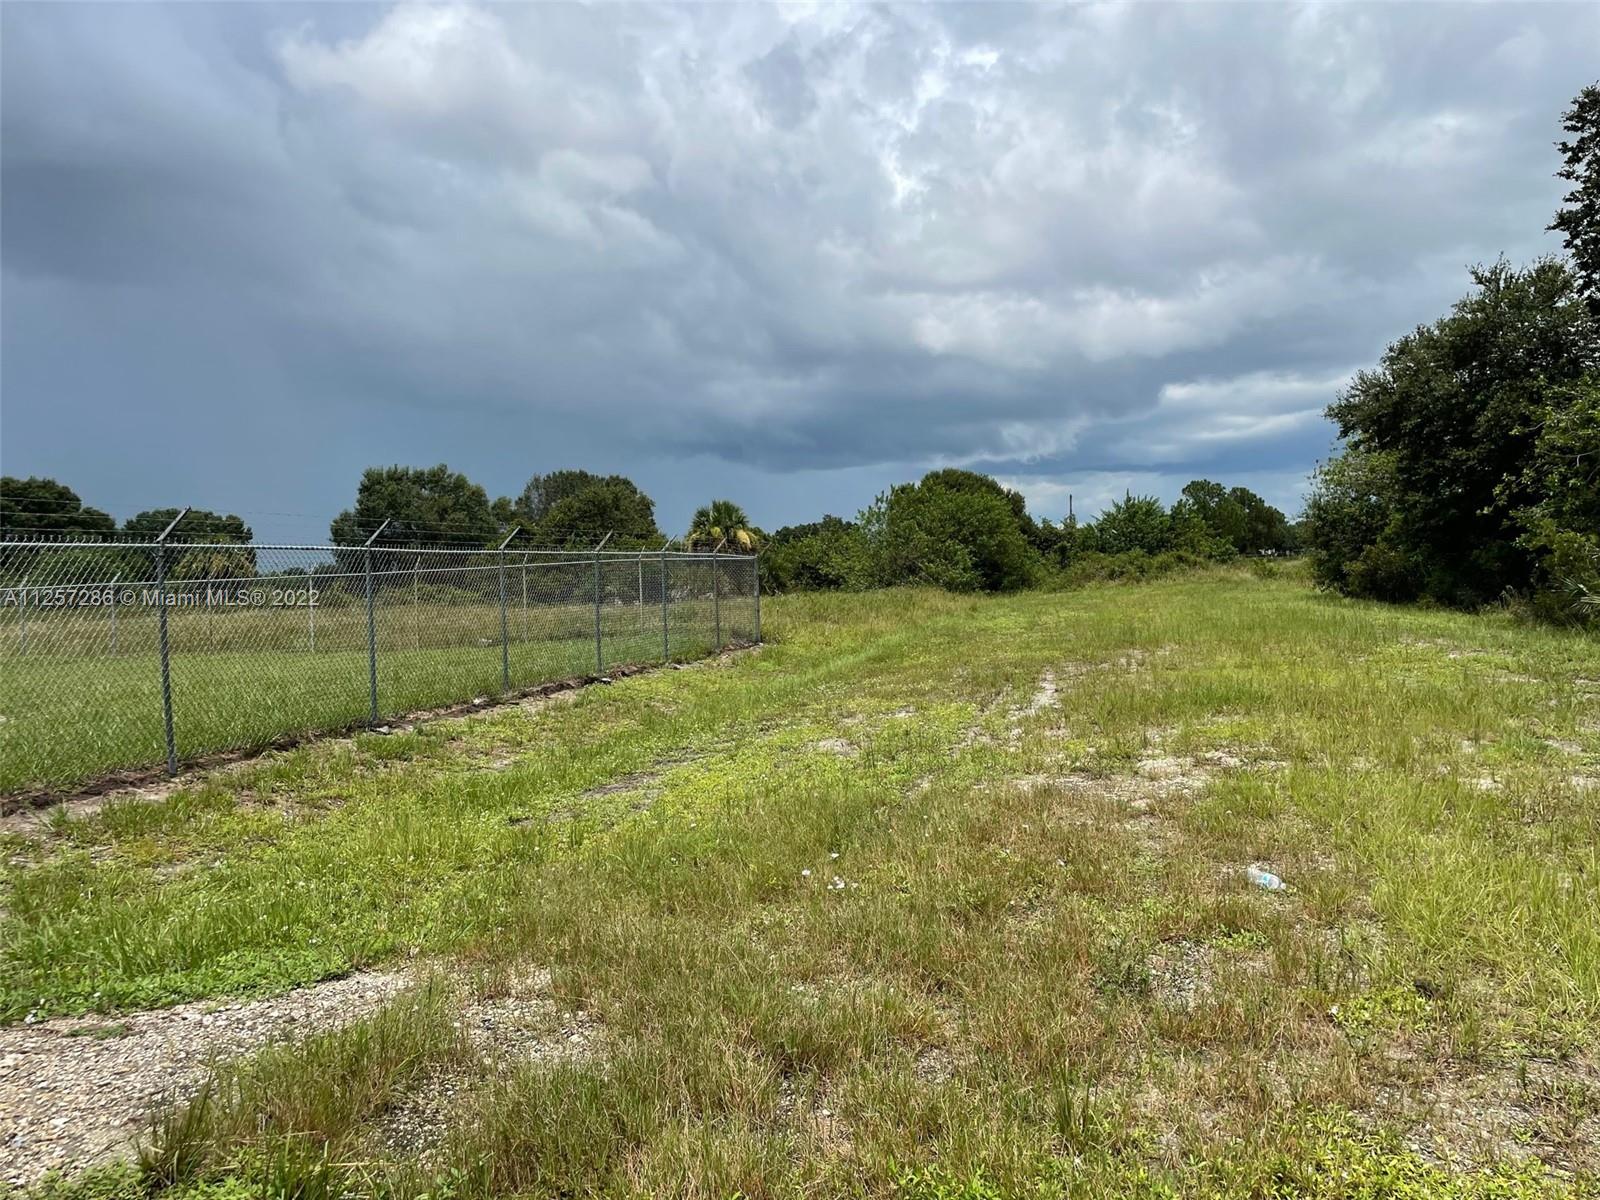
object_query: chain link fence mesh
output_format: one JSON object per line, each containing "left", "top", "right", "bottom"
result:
{"left": 0, "top": 540, "right": 759, "bottom": 795}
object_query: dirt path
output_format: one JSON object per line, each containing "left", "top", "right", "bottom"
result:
{"left": 0, "top": 970, "right": 412, "bottom": 1186}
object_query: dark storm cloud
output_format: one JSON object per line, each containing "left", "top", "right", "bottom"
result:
{"left": 3, "top": 2, "right": 1595, "bottom": 532}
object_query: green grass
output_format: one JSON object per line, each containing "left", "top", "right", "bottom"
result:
{"left": 0, "top": 597, "right": 752, "bottom": 792}
{"left": 6, "top": 565, "right": 1600, "bottom": 1196}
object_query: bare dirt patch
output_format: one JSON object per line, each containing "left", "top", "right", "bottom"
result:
{"left": 1021, "top": 669, "right": 1059, "bottom": 717}
{"left": 1058, "top": 648, "right": 1170, "bottom": 677}
{"left": 1010, "top": 738, "right": 1291, "bottom": 865}
{"left": 579, "top": 769, "right": 662, "bottom": 800}
{"left": 1372, "top": 1050, "right": 1600, "bottom": 1176}
{"left": 0, "top": 970, "right": 414, "bottom": 1186}
{"left": 0, "top": 775, "right": 197, "bottom": 838}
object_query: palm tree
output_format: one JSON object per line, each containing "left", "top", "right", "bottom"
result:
{"left": 1573, "top": 543, "right": 1600, "bottom": 617}
{"left": 687, "top": 499, "right": 758, "bottom": 552}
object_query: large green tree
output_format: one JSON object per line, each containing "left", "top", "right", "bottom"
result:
{"left": 1082, "top": 494, "right": 1175, "bottom": 557}
{"left": 124, "top": 508, "right": 252, "bottom": 544}
{"left": 1173, "top": 480, "right": 1292, "bottom": 556}
{"left": 1176, "top": 480, "right": 1244, "bottom": 549}
{"left": 124, "top": 508, "right": 256, "bottom": 578}
{"left": 330, "top": 465, "right": 499, "bottom": 547}
{"left": 1307, "top": 88, "right": 1600, "bottom": 619}
{"left": 1552, "top": 82, "right": 1600, "bottom": 312}
{"left": 1502, "top": 374, "right": 1600, "bottom": 616}
{"left": 0, "top": 477, "right": 115, "bottom": 539}
{"left": 536, "top": 481, "right": 661, "bottom": 549}
{"left": 862, "top": 471, "right": 1038, "bottom": 592}
{"left": 1303, "top": 449, "right": 1415, "bottom": 600}
{"left": 918, "top": 468, "right": 1051, "bottom": 552}
{"left": 1322, "top": 258, "right": 1596, "bottom": 606}
{"left": 510, "top": 470, "right": 661, "bottom": 548}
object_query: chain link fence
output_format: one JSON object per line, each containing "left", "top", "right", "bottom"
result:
{"left": 0, "top": 539, "right": 759, "bottom": 795}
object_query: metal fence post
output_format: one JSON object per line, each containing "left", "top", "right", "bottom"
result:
{"left": 365, "top": 550, "right": 378, "bottom": 719}
{"left": 592, "top": 534, "right": 608, "bottom": 678}
{"left": 109, "top": 574, "right": 120, "bottom": 655}
{"left": 711, "top": 540, "right": 723, "bottom": 650}
{"left": 154, "top": 507, "right": 188, "bottom": 775}
{"left": 497, "top": 528, "right": 518, "bottom": 692}
{"left": 154, "top": 550, "right": 175, "bottom": 773}
{"left": 363, "top": 519, "right": 389, "bottom": 724}
{"left": 498, "top": 555, "right": 510, "bottom": 692}
{"left": 754, "top": 552, "right": 762, "bottom": 644}
{"left": 592, "top": 553, "right": 604, "bottom": 673}
{"left": 660, "top": 543, "right": 671, "bottom": 662}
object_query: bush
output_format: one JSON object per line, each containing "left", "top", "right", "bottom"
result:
{"left": 762, "top": 517, "right": 872, "bottom": 592}
{"left": 862, "top": 474, "right": 1039, "bottom": 592}
{"left": 1083, "top": 495, "right": 1170, "bottom": 556}
{"left": 1047, "top": 549, "right": 1210, "bottom": 588}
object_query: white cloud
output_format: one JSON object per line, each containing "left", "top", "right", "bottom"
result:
{"left": 4, "top": 0, "right": 1594, "bottom": 529}
{"left": 278, "top": 5, "right": 525, "bottom": 120}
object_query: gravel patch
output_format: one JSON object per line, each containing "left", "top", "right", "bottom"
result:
{"left": 1148, "top": 941, "right": 1217, "bottom": 1012}
{"left": 372, "top": 968, "right": 598, "bottom": 1165}
{"left": 0, "top": 970, "right": 412, "bottom": 1186}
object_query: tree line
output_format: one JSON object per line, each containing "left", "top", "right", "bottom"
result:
{"left": 328, "top": 465, "right": 760, "bottom": 553}
{"left": 0, "top": 466, "right": 763, "bottom": 582}
{"left": 0, "top": 479, "right": 253, "bottom": 546}
{"left": 2, "top": 458, "right": 1293, "bottom": 593}
{"left": 761, "top": 471, "right": 1296, "bottom": 594}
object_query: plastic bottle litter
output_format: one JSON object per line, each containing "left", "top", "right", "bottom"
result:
{"left": 1246, "top": 865, "right": 1287, "bottom": 892}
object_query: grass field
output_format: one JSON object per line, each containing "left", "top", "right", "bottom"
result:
{"left": 6, "top": 565, "right": 1600, "bottom": 1197}
{"left": 0, "top": 595, "right": 752, "bottom": 794}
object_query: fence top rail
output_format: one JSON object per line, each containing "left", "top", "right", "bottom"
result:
{"left": 0, "top": 539, "right": 755, "bottom": 560}
{"left": 5, "top": 559, "right": 623, "bottom": 593}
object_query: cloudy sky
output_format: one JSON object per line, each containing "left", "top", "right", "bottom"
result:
{"left": 2, "top": 2, "right": 1595, "bottom": 540}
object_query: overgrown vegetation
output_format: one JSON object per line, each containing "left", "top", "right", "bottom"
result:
{"left": 1305, "top": 85, "right": 1600, "bottom": 623}
{"left": 762, "top": 472, "right": 1295, "bottom": 595}
{"left": 1305, "top": 258, "right": 1599, "bottom": 617}
{"left": 5, "top": 569, "right": 1598, "bottom": 1196}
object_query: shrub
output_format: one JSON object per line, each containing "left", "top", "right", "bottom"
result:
{"left": 1083, "top": 495, "right": 1170, "bottom": 557}
{"left": 861, "top": 474, "right": 1039, "bottom": 592}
